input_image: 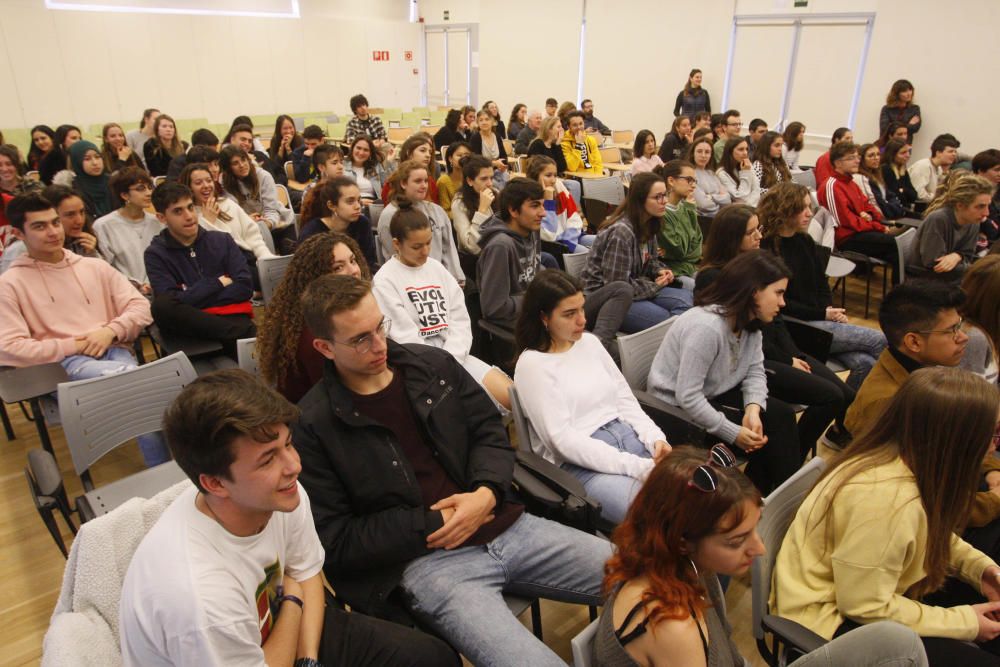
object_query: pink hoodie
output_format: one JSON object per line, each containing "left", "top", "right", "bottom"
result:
{"left": 0, "top": 249, "right": 152, "bottom": 366}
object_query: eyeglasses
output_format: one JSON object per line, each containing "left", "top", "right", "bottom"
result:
{"left": 130, "top": 184, "right": 153, "bottom": 193}
{"left": 688, "top": 444, "right": 737, "bottom": 492}
{"left": 915, "top": 317, "right": 965, "bottom": 340}
{"left": 649, "top": 193, "right": 669, "bottom": 202}
{"left": 332, "top": 317, "right": 391, "bottom": 354}
{"left": 676, "top": 175, "right": 697, "bottom": 184}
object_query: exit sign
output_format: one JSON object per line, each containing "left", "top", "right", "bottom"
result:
{"left": 372, "top": 50, "right": 389, "bottom": 61}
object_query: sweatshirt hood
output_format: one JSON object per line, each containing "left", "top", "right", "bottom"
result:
{"left": 478, "top": 214, "right": 525, "bottom": 246}
{"left": 8, "top": 249, "right": 91, "bottom": 304}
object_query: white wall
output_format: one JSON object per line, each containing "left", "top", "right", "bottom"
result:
{"left": 0, "top": 0, "right": 421, "bottom": 131}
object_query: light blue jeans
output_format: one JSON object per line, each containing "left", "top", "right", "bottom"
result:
{"left": 621, "top": 286, "right": 693, "bottom": 333}
{"left": 790, "top": 621, "right": 927, "bottom": 666}
{"left": 399, "top": 513, "right": 610, "bottom": 667}
{"left": 807, "top": 320, "right": 887, "bottom": 390}
{"left": 60, "top": 347, "right": 171, "bottom": 467}
{"left": 561, "top": 418, "right": 650, "bottom": 524}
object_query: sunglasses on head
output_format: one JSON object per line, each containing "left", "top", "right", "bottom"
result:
{"left": 688, "top": 444, "right": 738, "bottom": 493}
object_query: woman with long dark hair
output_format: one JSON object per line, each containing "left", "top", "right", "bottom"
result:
{"left": 717, "top": 137, "right": 761, "bottom": 206}
{"left": 857, "top": 141, "right": 904, "bottom": 219}
{"left": 781, "top": 121, "right": 806, "bottom": 173}
{"left": 775, "top": 367, "right": 1000, "bottom": 665}
{"left": 27, "top": 125, "right": 56, "bottom": 172}
{"left": 657, "top": 115, "right": 692, "bottom": 163}
{"left": 267, "top": 114, "right": 304, "bottom": 166}
{"left": 101, "top": 122, "right": 145, "bottom": 173}
{"left": 752, "top": 131, "right": 791, "bottom": 197}
{"left": 630, "top": 130, "right": 664, "bottom": 175}
{"left": 39, "top": 124, "right": 82, "bottom": 184}
{"left": 882, "top": 138, "right": 919, "bottom": 213}
{"left": 218, "top": 144, "right": 295, "bottom": 251}
{"left": 688, "top": 135, "right": 730, "bottom": 218}
{"left": 695, "top": 204, "right": 761, "bottom": 291}
{"left": 343, "top": 134, "right": 387, "bottom": 205}
{"left": 298, "top": 175, "right": 378, "bottom": 272}
{"left": 142, "top": 114, "right": 187, "bottom": 177}
{"left": 437, "top": 141, "right": 472, "bottom": 218}
{"left": 507, "top": 103, "right": 527, "bottom": 141}
{"left": 450, "top": 154, "right": 497, "bottom": 255}
{"left": 648, "top": 250, "right": 802, "bottom": 493}
{"left": 673, "top": 68, "right": 711, "bottom": 118}
{"left": 381, "top": 132, "right": 439, "bottom": 203}
{"left": 880, "top": 79, "right": 922, "bottom": 139}
{"left": 433, "top": 108, "right": 469, "bottom": 150}
{"left": 0, "top": 144, "right": 42, "bottom": 197}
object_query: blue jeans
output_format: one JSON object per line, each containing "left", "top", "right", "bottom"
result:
{"left": 560, "top": 418, "right": 651, "bottom": 524}
{"left": 60, "top": 347, "right": 171, "bottom": 467}
{"left": 807, "top": 320, "right": 887, "bottom": 390}
{"left": 621, "top": 286, "right": 693, "bottom": 333}
{"left": 399, "top": 513, "right": 610, "bottom": 667}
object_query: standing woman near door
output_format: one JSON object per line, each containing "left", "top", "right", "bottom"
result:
{"left": 673, "top": 69, "right": 712, "bottom": 119}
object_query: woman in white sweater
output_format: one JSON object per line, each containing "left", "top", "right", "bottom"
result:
{"left": 688, "top": 135, "right": 731, "bottom": 217}
{"left": 373, "top": 199, "right": 511, "bottom": 411}
{"left": 514, "top": 270, "right": 671, "bottom": 523}
{"left": 450, "top": 154, "right": 498, "bottom": 254}
{"left": 717, "top": 137, "right": 761, "bottom": 207}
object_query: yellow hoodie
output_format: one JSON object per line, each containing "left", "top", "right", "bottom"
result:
{"left": 560, "top": 131, "right": 603, "bottom": 175}
{"left": 771, "top": 456, "right": 994, "bottom": 641}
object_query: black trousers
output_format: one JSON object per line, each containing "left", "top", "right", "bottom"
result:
{"left": 320, "top": 605, "right": 460, "bottom": 667}
{"left": 764, "top": 356, "right": 856, "bottom": 456}
{"left": 837, "top": 617, "right": 1000, "bottom": 665}
{"left": 709, "top": 385, "right": 802, "bottom": 494}
{"left": 840, "top": 231, "right": 900, "bottom": 282}
{"left": 151, "top": 294, "right": 256, "bottom": 358}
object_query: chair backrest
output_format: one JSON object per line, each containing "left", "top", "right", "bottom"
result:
{"left": 152, "top": 175, "right": 166, "bottom": 187}
{"left": 258, "top": 254, "right": 294, "bottom": 304}
{"left": 562, "top": 247, "right": 590, "bottom": 278}
{"left": 388, "top": 126, "right": 414, "bottom": 143}
{"left": 599, "top": 146, "right": 622, "bottom": 165}
{"left": 57, "top": 352, "right": 197, "bottom": 480}
{"left": 809, "top": 207, "right": 836, "bottom": 249}
{"left": 502, "top": 138, "right": 514, "bottom": 157}
{"left": 581, "top": 176, "right": 625, "bottom": 206}
{"left": 617, "top": 316, "right": 677, "bottom": 391}
{"left": 236, "top": 338, "right": 258, "bottom": 376}
{"left": 283, "top": 160, "right": 295, "bottom": 182}
{"left": 895, "top": 227, "right": 917, "bottom": 283}
{"left": 275, "top": 183, "right": 290, "bottom": 208}
{"left": 751, "top": 456, "right": 826, "bottom": 641}
{"left": 611, "top": 130, "right": 634, "bottom": 145}
{"left": 508, "top": 386, "right": 534, "bottom": 451}
{"left": 791, "top": 169, "right": 816, "bottom": 190}
{"left": 571, "top": 618, "right": 600, "bottom": 667}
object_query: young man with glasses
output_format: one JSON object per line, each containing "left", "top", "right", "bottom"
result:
{"left": 293, "top": 274, "right": 611, "bottom": 666}
{"left": 713, "top": 109, "right": 742, "bottom": 162}
{"left": 93, "top": 166, "right": 163, "bottom": 295}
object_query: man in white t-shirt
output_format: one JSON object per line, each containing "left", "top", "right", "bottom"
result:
{"left": 119, "top": 369, "right": 457, "bottom": 667}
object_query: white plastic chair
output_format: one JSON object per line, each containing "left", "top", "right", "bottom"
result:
{"left": 258, "top": 254, "right": 293, "bottom": 304}
{"left": 562, "top": 247, "right": 590, "bottom": 278}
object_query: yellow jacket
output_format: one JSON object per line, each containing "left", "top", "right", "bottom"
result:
{"left": 771, "top": 456, "right": 993, "bottom": 641}
{"left": 561, "top": 131, "right": 603, "bottom": 175}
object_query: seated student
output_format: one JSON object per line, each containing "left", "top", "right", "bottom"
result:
{"left": 630, "top": 129, "right": 664, "bottom": 176}
{"left": 752, "top": 131, "right": 790, "bottom": 196}
{"left": 912, "top": 171, "right": 992, "bottom": 282}
{"left": 125, "top": 108, "right": 159, "bottom": 167}
{"left": 813, "top": 127, "right": 854, "bottom": 189}
{"left": 0, "top": 193, "right": 168, "bottom": 466}
{"left": 2, "top": 185, "right": 102, "bottom": 273}
{"left": 436, "top": 141, "right": 472, "bottom": 219}
{"left": 258, "top": 233, "right": 371, "bottom": 403}
{"left": 882, "top": 138, "right": 920, "bottom": 213}
{"left": 694, "top": 204, "right": 761, "bottom": 291}
{"left": 856, "top": 142, "right": 900, "bottom": 219}
{"left": 62, "top": 140, "right": 115, "bottom": 218}
{"left": 877, "top": 121, "right": 911, "bottom": 152}
{"left": 476, "top": 178, "right": 546, "bottom": 325}
{"left": 166, "top": 129, "right": 219, "bottom": 182}
{"left": 469, "top": 109, "right": 509, "bottom": 189}
{"left": 960, "top": 255, "right": 1000, "bottom": 384}
{"left": 299, "top": 176, "right": 378, "bottom": 272}
{"left": 597, "top": 446, "right": 928, "bottom": 667}
{"left": 93, "top": 167, "right": 161, "bottom": 295}
{"left": 222, "top": 116, "right": 266, "bottom": 154}
{"left": 343, "top": 135, "right": 388, "bottom": 206}
{"left": 100, "top": 122, "right": 144, "bottom": 173}
{"left": 373, "top": 201, "right": 513, "bottom": 412}
{"left": 527, "top": 116, "right": 569, "bottom": 174}
{"left": 219, "top": 145, "right": 295, "bottom": 253}
{"left": 713, "top": 109, "right": 743, "bottom": 162}
{"left": 39, "top": 124, "right": 82, "bottom": 185}
{"left": 380, "top": 133, "right": 440, "bottom": 204}
{"left": 344, "top": 94, "right": 389, "bottom": 146}
{"left": 507, "top": 103, "right": 527, "bottom": 141}
{"left": 580, "top": 98, "right": 611, "bottom": 136}
{"left": 880, "top": 79, "right": 922, "bottom": 139}
{"left": 120, "top": 369, "right": 457, "bottom": 667}
{"left": 289, "top": 124, "right": 326, "bottom": 184}
{"left": 526, "top": 155, "right": 591, "bottom": 251}
{"left": 657, "top": 115, "right": 691, "bottom": 164}
{"left": 561, "top": 111, "right": 603, "bottom": 175}
{"left": 459, "top": 105, "right": 477, "bottom": 143}
{"left": 377, "top": 160, "right": 463, "bottom": 283}
{"left": 581, "top": 172, "right": 693, "bottom": 333}
{"left": 27, "top": 124, "right": 57, "bottom": 173}
{"left": 717, "top": 137, "right": 761, "bottom": 207}
{"left": 433, "top": 109, "right": 469, "bottom": 150}
{"left": 514, "top": 109, "right": 543, "bottom": 155}
{"left": 782, "top": 121, "right": 806, "bottom": 173}
{"left": 760, "top": 181, "right": 887, "bottom": 390}
{"left": 557, "top": 101, "right": 577, "bottom": 130}
{"left": 655, "top": 160, "right": 702, "bottom": 288}
{"left": 514, "top": 270, "right": 669, "bottom": 523}
{"left": 910, "top": 133, "right": 961, "bottom": 205}
{"left": 691, "top": 110, "right": 713, "bottom": 133}
{"left": 819, "top": 141, "right": 901, "bottom": 273}
{"left": 267, "top": 114, "right": 304, "bottom": 169}
{"left": 746, "top": 118, "right": 768, "bottom": 157}
{"left": 142, "top": 114, "right": 188, "bottom": 178}
{"left": 648, "top": 250, "right": 801, "bottom": 494}
{"left": 673, "top": 68, "right": 711, "bottom": 118}
{"left": 450, "top": 154, "right": 498, "bottom": 255}
{"left": 144, "top": 182, "right": 256, "bottom": 356}
{"left": 973, "top": 150, "right": 1000, "bottom": 248}
{"left": 0, "top": 144, "right": 43, "bottom": 198}
{"left": 293, "top": 273, "right": 611, "bottom": 665}
{"left": 180, "top": 162, "right": 275, "bottom": 289}
{"left": 774, "top": 366, "right": 1000, "bottom": 665}
{"left": 482, "top": 100, "right": 507, "bottom": 140}
{"left": 544, "top": 97, "right": 558, "bottom": 119}
{"left": 299, "top": 144, "right": 346, "bottom": 223}
{"left": 688, "top": 135, "right": 731, "bottom": 217}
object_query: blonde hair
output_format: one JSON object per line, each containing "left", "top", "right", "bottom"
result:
{"left": 537, "top": 116, "right": 561, "bottom": 143}
{"left": 925, "top": 170, "right": 994, "bottom": 217}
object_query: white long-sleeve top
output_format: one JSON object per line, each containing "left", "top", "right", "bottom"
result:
{"left": 451, "top": 197, "right": 492, "bottom": 255}
{"left": 198, "top": 198, "right": 276, "bottom": 259}
{"left": 717, "top": 167, "right": 761, "bottom": 207}
{"left": 514, "top": 333, "right": 666, "bottom": 479}
{"left": 693, "top": 168, "right": 732, "bottom": 217}
{"left": 907, "top": 158, "right": 941, "bottom": 203}
{"left": 93, "top": 209, "right": 164, "bottom": 286}
{"left": 782, "top": 144, "right": 802, "bottom": 173}
{"left": 372, "top": 256, "right": 472, "bottom": 361}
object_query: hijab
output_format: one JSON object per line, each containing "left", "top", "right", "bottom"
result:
{"left": 68, "top": 141, "right": 113, "bottom": 217}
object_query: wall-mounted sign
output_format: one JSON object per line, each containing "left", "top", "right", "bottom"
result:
{"left": 372, "top": 50, "right": 390, "bottom": 61}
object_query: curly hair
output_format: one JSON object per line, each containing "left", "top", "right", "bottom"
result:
{"left": 256, "top": 233, "right": 371, "bottom": 388}
{"left": 925, "top": 170, "right": 994, "bottom": 217}
{"left": 757, "top": 181, "right": 811, "bottom": 253}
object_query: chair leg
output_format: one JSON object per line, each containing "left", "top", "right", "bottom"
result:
{"left": 55, "top": 489, "right": 78, "bottom": 535}
{"left": 0, "top": 402, "right": 13, "bottom": 440}
{"left": 863, "top": 267, "right": 873, "bottom": 319}
{"left": 36, "top": 505, "right": 69, "bottom": 558}
{"left": 530, "top": 599, "right": 543, "bottom": 640}
{"left": 589, "top": 605, "right": 598, "bottom": 621}
{"left": 29, "top": 398, "right": 55, "bottom": 457}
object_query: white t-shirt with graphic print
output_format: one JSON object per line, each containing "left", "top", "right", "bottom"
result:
{"left": 119, "top": 483, "right": 324, "bottom": 667}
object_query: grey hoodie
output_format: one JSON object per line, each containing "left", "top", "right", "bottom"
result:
{"left": 476, "top": 215, "right": 540, "bottom": 323}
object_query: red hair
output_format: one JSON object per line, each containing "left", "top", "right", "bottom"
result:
{"left": 603, "top": 446, "right": 761, "bottom": 625}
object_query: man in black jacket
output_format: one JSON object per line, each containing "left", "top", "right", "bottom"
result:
{"left": 293, "top": 275, "right": 610, "bottom": 666}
